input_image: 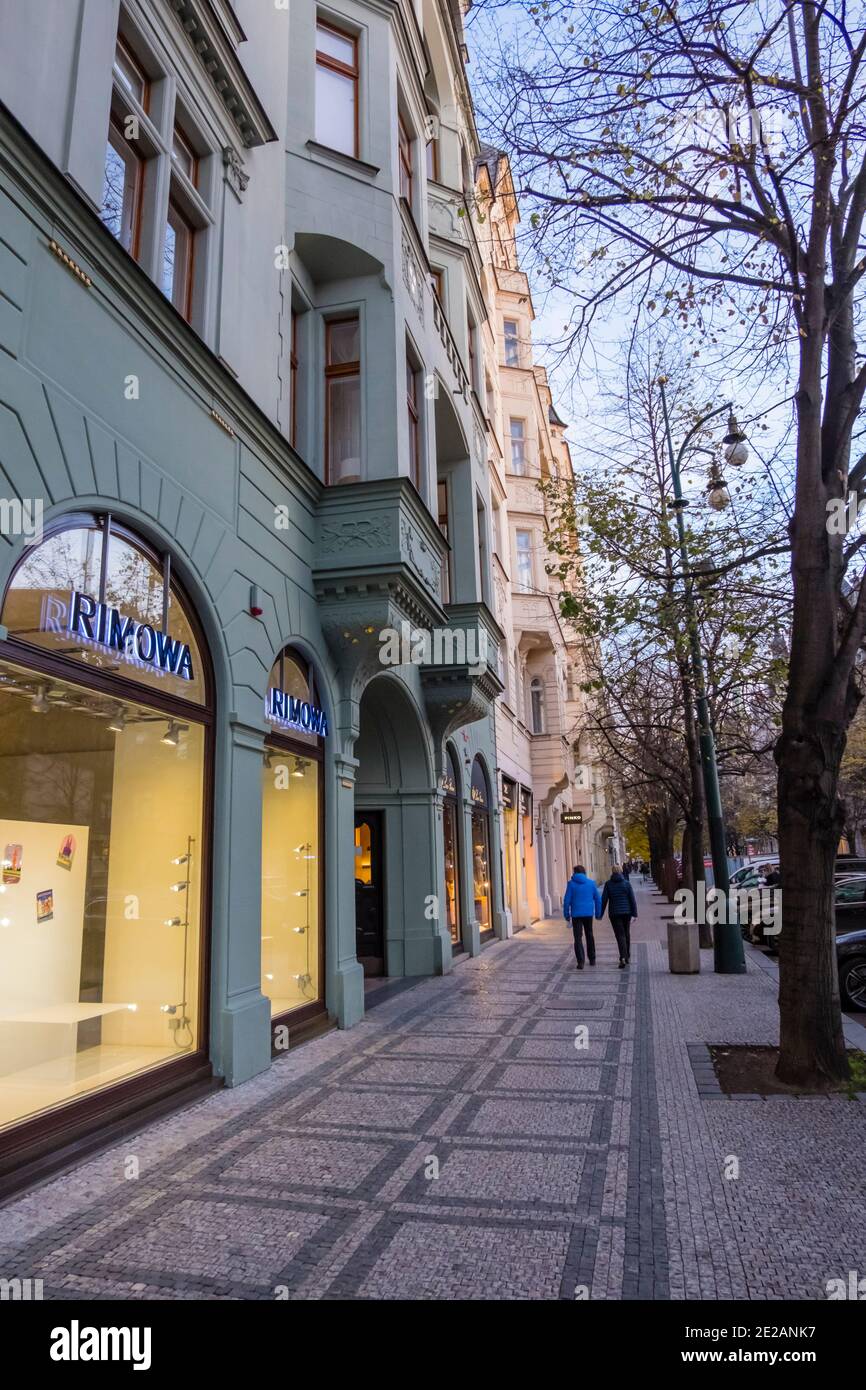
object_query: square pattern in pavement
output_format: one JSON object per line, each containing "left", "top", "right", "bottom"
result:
{"left": 0, "top": 885, "right": 864, "bottom": 1301}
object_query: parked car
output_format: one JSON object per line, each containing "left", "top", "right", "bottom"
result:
{"left": 730, "top": 857, "right": 779, "bottom": 893}
{"left": 835, "top": 876, "right": 866, "bottom": 1010}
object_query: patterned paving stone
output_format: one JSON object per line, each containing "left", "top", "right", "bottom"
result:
{"left": 464, "top": 1096, "right": 596, "bottom": 1140}
{"left": 97, "top": 1198, "right": 326, "bottom": 1286}
{"left": 351, "top": 1219, "right": 571, "bottom": 1300}
{"left": 343, "top": 1057, "right": 469, "bottom": 1089}
{"left": 291, "top": 1088, "right": 439, "bottom": 1132}
{"left": 214, "top": 1134, "right": 398, "bottom": 1195}
{"left": 491, "top": 1063, "right": 604, "bottom": 1093}
{"left": 424, "top": 1146, "right": 586, "bottom": 1208}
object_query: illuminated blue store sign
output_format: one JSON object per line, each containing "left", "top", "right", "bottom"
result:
{"left": 66, "top": 590, "right": 194, "bottom": 682}
{"left": 267, "top": 687, "right": 329, "bottom": 737}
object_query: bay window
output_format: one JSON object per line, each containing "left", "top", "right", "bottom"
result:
{"left": 325, "top": 317, "right": 361, "bottom": 484}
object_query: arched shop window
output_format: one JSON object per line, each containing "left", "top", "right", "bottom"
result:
{"left": 470, "top": 755, "right": 492, "bottom": 933}
{"left": 261, "top": 647, "right": 326, "bottom": 1028}
{"left": 441, "top": 744, "right": 462, "bottom": 946}
{"left": 0, "top": 512, "right": 211, "bottom": 1141}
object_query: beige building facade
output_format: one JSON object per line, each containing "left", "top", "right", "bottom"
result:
{"left": 473, "top": 148, "right": 622, "bottom": 921}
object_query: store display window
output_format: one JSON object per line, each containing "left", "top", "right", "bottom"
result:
{"left": 0, "top": 515, "right": 210, "bottom": 1135}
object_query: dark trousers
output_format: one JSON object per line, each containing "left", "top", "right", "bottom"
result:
{"left": 610, "top": 914, "right": 631, "bottom": 961}
{"left": 570, "top": 916, "right": 596, "bottom": 965}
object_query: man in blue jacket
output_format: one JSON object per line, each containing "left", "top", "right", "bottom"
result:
{"left": 563, "top": 865, "right": 602, "bottom": 968}
{"left": 600, "top": 864, "right": 638, "bottom": 968}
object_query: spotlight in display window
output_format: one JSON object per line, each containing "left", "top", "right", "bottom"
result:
{"left": 162, "top": 719, "right": 186, "bottom": 747}
{"left": 107, "top": 705, "right": 127, "bottom": 733}
{"left": 164, "top": 917, "right": 183, "bottom": 926}
{"left": 169, "top": 880, "right": 190, "bottom": 893}
{"left": 292, "top": 757, "right": 306, "bottom": 778}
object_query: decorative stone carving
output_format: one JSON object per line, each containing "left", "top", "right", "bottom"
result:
{"left": 401, "top": 231, "right": 425, "bottom": 322}
{"left": 223, "top": 145, "right": 249, "bottom": 201}
{"left": 319, "top": 514, "right": 394, "bottom": 555}
{"left": 400, "top": 517, "right": 440, "bottom": 599}
{"left": 428, "top": 191, "right": 464, "bottom": 241}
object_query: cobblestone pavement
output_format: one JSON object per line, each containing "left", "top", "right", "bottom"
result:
{"left": 1, "top": 884, "right": 865, "bottom": 1300}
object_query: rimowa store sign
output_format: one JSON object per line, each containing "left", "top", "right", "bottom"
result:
{"left": 266, "top": 687, "right": 329, "bottom": 737}
{"left": 45, "top": 590, "right": 195, "bottom": 682}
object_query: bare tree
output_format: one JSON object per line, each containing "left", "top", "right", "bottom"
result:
{"left": 474, "top": 0, "right": 866, "bottom": 1086}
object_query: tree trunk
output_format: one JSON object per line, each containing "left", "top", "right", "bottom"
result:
{"left": 773, "top": 175, "right": 854, "bottom": 1088}
{"left": 776, "top": 723, "right": 848, "bottom": 1086}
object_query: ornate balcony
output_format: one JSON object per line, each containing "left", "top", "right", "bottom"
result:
{"left": 313, "top": 482, "right": 504, "bottom": 747}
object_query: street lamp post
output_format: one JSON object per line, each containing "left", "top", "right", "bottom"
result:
{"left": 658, "top": 380, "right": 747, "bottom": 975}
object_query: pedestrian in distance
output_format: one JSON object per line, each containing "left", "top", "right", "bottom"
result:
{"left": 563, "top": 864, "right": 602, "bottom": 969}
{"left": 601, "top": 863, "right": 638, "bottom": 968}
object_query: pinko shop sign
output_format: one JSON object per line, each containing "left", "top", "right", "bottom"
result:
{"left": 41, "top": 590, "right": 194, "bottom": 682}
{"left": 266, "top": 687, "right": 329, "bottom": 737}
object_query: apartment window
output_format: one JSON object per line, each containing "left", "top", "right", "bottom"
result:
{"left": 113, "top": 36, "right": 148, "bottom": 109}
{"left": 407, "top": 354, "right": 421, "bottom": 491}
{"left": 476, "top": 496, "right": 488, "bottom": 602}
{"left": 468, "top": 314, "right": 478, "bottom": 391}
{"left": 515, "top": 529, "right": 532, "bottom": 592}
{"left": 398, "top": 112, "right": 414, "bottom": 205}
{"left": 431, "top": 268, "right": 444, "bottom": 305}
{"left": 290, "top": 309, "right": 299, "bottom": 449}
{"left": 101, "top": 117, "right": 144, "bottom": 255}
{"left": 426, "top": 136, "right": 439, "bottom": 181}
{"left": 325, "top": 317, "right": 361, "bottom": 484}
{"left": 171, "top": 127, "right": 198, "bottom": 186}
{"left": 316, "top": 21, "right": 359, "bottom": 158}
{"left": 509, "top": 419, "right": 527, "bottom": 475}
{"left": 504, "top": 318, "right": 519, "bottom": 367}
{"left": 530, "top": 676, "right": 545, "bottom": 734}
{"left": 438, "top": 480, "right": 451, "bottom": 603}
{"left": 162, "top": 199, "right": 194, "bottom": 319}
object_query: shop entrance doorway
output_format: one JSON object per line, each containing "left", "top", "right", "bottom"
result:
{"left": 354, "top": 812, "right": 384, "bottom": 975}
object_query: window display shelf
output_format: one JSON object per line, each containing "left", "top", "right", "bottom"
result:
{"left": 0, "top": 1002, "right": 134, "bottom": 1025}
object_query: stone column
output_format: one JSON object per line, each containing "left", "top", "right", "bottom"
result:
{"left": 461, "top": 795, "right": 482, "bottom": 956}
{"left": 328, "top": 751, "right": 365, "bottom": 1027}
{"left": 211, "top": 718, "right": 271, "bottom": 1087}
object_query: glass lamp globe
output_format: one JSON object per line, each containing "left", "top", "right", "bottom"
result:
{"left": 725, "top": 439, "right": 749, "bottom": 467}
{"left": 707, "top": 483, "right": 731, "bottom": 511}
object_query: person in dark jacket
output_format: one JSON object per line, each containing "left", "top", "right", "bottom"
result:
{"left": 601, "top": 864, "right": 638, "bottom": 968}
{"left": 563, "top": 865, "right": 602, "bottom": 968}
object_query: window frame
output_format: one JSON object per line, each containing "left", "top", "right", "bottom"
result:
{"left": 290, "top": 308, "right": 300, "bottom": 450}
{"left": 163, "top": 196, "right": 195, "bottom": 321}
{"left": 503, "top": 317, "right": 519, "bottom": 368}
{"left": 315, "top": 19, "right": 360, "bottom": 159}
{"left": 104, "top": 114, "right": 145, "bottom": 259}
{"left": 406, "top": 352, "right": 422, "bottom": 493}
{"left": 398, "top": 110, "right": 414, "bottom": 207}
{"left": 509, "top": 418, "right": 527, "bottom": 475}
{"left": 324, "top": 314, "right": 362, "bottom": 485}
{"left": 113, "top": 34, "right": 150, "bottom": 112}
{"left": 515, "top": 528, "right": 533, "bottom": 592}
{"left": 437, "top": 478, "right": 451, "bottom": 604}
{"left": 530, "top": 675, "right": 545, "bottom": 734}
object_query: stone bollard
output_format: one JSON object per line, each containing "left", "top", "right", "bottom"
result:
{"left": 667, "top": 919, "right": 700, "bottom": 973}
